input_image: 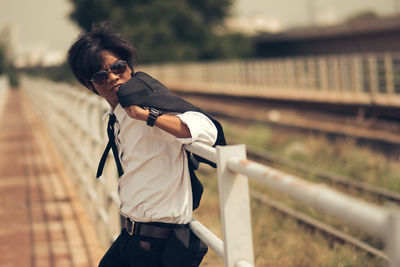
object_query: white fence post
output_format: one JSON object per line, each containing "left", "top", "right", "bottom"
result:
{"left": 387, "top": 207, "right": 400, "bottom": 267}
{"left": 216, "top": 144, "right": 254, "bottom": 267}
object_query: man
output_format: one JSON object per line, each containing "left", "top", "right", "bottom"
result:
{"left": 68, "top": 22, "right": 218, "bottom": 266}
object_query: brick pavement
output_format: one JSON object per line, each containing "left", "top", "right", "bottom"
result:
{"left": 0, "top": 89, "right": 104, "bottom": 267}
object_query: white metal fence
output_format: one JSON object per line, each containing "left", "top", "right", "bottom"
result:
{"left": 139, "top": 53, "right": 400, "bottom": 107}
{"left": 22, "top": 76, "right": 122, "bottom": 247}
{"left": 22, "top": 76, "right": 400, "bottom": 267}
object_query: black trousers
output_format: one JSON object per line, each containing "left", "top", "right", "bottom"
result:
{"left": 98, "top": 228, "right": 207, "bottom": 267}
{"left": 99, "top": 229, "right": 168, "bottom": 267}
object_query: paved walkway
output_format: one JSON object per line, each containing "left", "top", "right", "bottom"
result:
{"left": 0, "top": 89, "right": 104, "bottom": 267}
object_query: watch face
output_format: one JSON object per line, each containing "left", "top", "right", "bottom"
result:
{"left": 149, "top": 107, "right": 162, "bottom": 115}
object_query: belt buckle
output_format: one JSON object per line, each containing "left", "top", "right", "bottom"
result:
{"left": 125, "top": 218, "right": 134, "bottom": 236}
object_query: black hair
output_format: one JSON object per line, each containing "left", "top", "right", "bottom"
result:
{"left": 67, "top": 22, "right": 137, "bottom": 90}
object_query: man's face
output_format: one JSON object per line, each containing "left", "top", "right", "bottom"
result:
{"left": 91, "top": 50, "right": 133, "bottom": 108}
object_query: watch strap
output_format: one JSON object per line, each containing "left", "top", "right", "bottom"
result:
{"left": 146, "top": 108, "right": 162, "bottom": 127}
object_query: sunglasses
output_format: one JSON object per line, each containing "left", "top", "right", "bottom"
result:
{"left": 91, "top": 60, "right": 128, "bottom": 85}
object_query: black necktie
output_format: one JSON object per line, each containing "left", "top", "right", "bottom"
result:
{"left": 96, "top": 114, "right": 124, "bottom": 178}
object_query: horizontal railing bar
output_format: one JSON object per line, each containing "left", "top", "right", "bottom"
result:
{"left": 227, "top": 157, "right": 389, "bottom": 238}
{"left": 235, "top": 260, "right": 254, "bottom": 267}
{"left": 189, "top": 219, "right": 224, "bottom": 258}
{"left": 184, "top": 142, "right": 217, "bottom": 163}
{"left": 98, "top": 207, "right": 109, "bottom": 224}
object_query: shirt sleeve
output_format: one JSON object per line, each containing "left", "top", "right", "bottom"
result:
{"left": 176, "top": 111, "right": 218, "bottom": 146}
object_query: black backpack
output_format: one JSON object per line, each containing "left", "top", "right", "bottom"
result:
{"left": 117, "top": 72, "right": 226, "bottom": 210}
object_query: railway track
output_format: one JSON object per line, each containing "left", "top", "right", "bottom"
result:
{"left": 250, "top": 190, "right": 389, "bottom": 261}
{"left": 244, "top": 146, "right": 400, "bottom": 261}
{"left": 241, "top": 135, "right": 400, "bottom": 262}
{"left": 244, "top": 147, "right": 399, "bottom": 262}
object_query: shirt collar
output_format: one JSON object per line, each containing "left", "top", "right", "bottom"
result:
{"left": 103, "top": 104, "right": 126, "bottom": 123}
{"left": 113, "top": 104, "right": 126, "bottom": 123}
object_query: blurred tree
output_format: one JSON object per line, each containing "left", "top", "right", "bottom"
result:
{"left": 0, "top": 44, "right": 19, "bottom": 87}
{"left": 69, "top": 0, "right": 253, "bottom": 63}
{"left": 346, "top": 10, "right": 379, "bottom": 23}
{"left": 0, "top": 44, "right": 7, "bottom": 74}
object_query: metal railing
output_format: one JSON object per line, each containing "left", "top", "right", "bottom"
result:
{"left": 22, "top": 76, "right": 122, "bottom": 247}
{"left": 186, "top": 141, "right": 400, "bottom": 267}
{"left": 139, "top": 53, "right": 400, "bottom": 107}
{"left": 23, "top": 76, "right": 400, "bottom": 267}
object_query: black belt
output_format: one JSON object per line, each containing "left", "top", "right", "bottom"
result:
{"left": 125, "top": 218, "right": 188, "bottom": 239}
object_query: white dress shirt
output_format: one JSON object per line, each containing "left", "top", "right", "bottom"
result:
{"left": 111, "top": 104, "right": 217, "bottom": 224}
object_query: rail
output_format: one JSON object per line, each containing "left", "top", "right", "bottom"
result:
{"left": 139, "top": 52, "right": 400, "bottom": 108}
{"left": 22, "top": 76, "right": 400, "bottom": 267}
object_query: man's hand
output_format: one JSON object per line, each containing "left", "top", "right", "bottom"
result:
{"left": 123, "top": 105, "right": 149, "bottom": 121}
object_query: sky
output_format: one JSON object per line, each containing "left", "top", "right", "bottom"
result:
{"left": 0, "top": 0, "right": 398, "bottom": 57}
{"left": 1, "top": 0, "right": 79, "bottom": 52}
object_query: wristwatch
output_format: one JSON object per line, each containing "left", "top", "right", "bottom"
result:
{"left": 146, "top": 107, "right": 162, "bottom": 127}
